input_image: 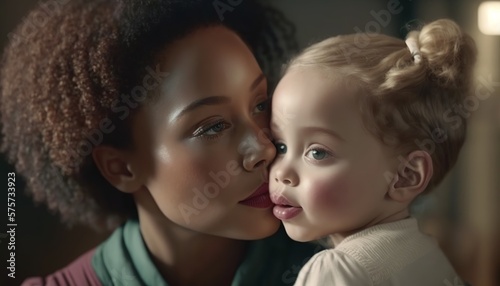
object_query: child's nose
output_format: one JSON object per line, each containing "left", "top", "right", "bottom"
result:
{"left": 273, "top": 165, "right": 299, "bottom": 187}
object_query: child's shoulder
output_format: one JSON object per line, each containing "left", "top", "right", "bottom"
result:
{"left": 335, "top": 218, "right": 436, "bottom": 267}
{"left": 335, "top": 219, "right": 438, "bottom": 283}
{"left": 295, "top": 248, "right": 371, "bottom": 286}
{"left": 297, "top": 219, "right": 461, "bottom": 286}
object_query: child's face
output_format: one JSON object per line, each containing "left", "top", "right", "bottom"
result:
{"left": 128, "top": 26, "right": 278, "bottom": 239}
{"left": 269, "top": 67, "right": 398, "bottom": 242}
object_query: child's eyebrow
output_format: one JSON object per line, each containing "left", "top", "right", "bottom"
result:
{"left": 270, "top": 121, "right": 282, "bottom": 132}
{"left": 300, "top": 126, "right": 345, "bottom": 142}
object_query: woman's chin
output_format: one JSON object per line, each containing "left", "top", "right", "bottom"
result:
{"left": 218, "top": 216, "right": 281, "bottom": 240}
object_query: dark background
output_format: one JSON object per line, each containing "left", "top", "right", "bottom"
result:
{"left": 1, "top": 0, "right": 499, "bottom": 285}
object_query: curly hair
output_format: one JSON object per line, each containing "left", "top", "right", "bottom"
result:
{"left": 0, "top": 0, "right": 298, "bottom": 230}
{"left": 285, "top": 19, "right": 477, "bottom": 192}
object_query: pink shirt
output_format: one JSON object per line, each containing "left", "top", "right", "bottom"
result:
{"left": 21, "top": 249, "right": 101, "bottom": 286}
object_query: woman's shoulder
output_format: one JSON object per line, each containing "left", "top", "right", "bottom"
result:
{"left": 18, "top": 222, "right": 323, "bottom": 286}
{"left": 19, "top": 221, "right": 132, "bottom": 286}
{"left": 21, "top": 249, "right": 101, "bottom": 286}
{"left": 20, "top": 220, "right": 140, "bottom": 286}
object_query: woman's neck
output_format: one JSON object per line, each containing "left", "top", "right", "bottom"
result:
{"left": 135, "top": 193, "right": 248, "bottom": 286}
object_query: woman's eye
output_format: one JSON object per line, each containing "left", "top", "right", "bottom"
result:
{"left": 204, "top": 122, "right": 225, "bottom": 135}
{"left": 275, "top": 143, "right": 287, "bottom": 154}
{"left": 193, "top": 120, "right": 231, "bottom": 140}
{"left": 254, "top": 99, "right": 269, "bottom": 113}
{"left": 305, "top": 148, "right": 330, "bottom": 160}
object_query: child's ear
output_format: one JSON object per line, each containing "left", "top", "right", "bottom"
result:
{"left": 92, "top": 146, "right": 144, "bottom": 193}
{"left": 388, "top": 150, "right": 433, "bottom": 202}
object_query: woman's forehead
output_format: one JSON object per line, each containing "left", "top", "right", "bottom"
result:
{"left": 151, "top": 26, "right": 263, "bottom": 103}
{"left": 155, "top": 26, "right": 254, "bottom": 67}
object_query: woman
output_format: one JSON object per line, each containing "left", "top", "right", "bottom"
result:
{"left": 0, "top": 0, "right": 319, "bottom": 285}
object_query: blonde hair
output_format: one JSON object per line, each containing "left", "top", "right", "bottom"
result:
{"left": 286, "top": 19, "right": 477, "bottom": 192}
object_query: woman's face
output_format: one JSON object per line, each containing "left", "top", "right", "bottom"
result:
{"left": 129, "top": 26, "right": 278, "bottom": 239}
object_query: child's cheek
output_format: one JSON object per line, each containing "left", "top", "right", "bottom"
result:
{"left": 308, "top": 177, "right": 350, "bottom": 210}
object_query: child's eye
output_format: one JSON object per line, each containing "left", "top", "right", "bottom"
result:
{"left": 254, "top": 98, "right": 269, "bottom": 113}
{"left": 305, "top": 148, "right": 331, "bottom": 160}
{"left": 274, "top": 142, "right": 287, "bottom": 154}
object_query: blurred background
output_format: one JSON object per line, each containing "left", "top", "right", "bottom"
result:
{"left": 1, "top": 0, "right": 499, "bottom": 285}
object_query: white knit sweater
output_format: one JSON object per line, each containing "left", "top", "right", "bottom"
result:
{"left": 295, "top": 218, "right": 464, "bottom": 286}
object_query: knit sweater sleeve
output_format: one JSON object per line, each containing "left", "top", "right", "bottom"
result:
{"left": 294, "top": 249, "right": 372, "bottom": 286}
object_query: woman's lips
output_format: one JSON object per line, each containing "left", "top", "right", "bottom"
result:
{"left": 271, "top": 194, "right": 302, "bottom": 220}
{"left": 238, "top": 183, "right": 273, "bottom": 208}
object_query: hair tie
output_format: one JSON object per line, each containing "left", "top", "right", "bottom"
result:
{"left": 405, "top": 38, "right": 422, "bottom": 64}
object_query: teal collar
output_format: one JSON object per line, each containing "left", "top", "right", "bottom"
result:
{"left": 92, "top": 219, "right": 321, "bottom": 285}
{"left": 92, "top": 219, "right": 166, "bottom": 285}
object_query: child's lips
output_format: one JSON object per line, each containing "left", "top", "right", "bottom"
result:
{"left": 273, "top": 205, "right": 302, "bottom": 220}
{"left": 270, "top": 194, "right": 303, "bottom": 220}
{"left": 270, "top": 193, "right": 300, "bottom": 207}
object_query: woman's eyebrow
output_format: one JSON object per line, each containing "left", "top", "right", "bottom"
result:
{"left": 172, "top": 74, "right": 265, "bottom": 122}
{"left": 173, "top": 96, "right": 231, "bottom": 121}
{"left": 250, "top": 74, "right": 266, "bottom": 91}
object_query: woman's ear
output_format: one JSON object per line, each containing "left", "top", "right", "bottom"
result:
{"left": 388, "top": 150, "right": 434, "bottom": 202}
{"left": 92, "top": 146, "right": 144, "bottom": 193}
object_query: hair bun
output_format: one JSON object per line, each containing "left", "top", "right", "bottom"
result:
{"left": 411, "top": 19, "right": 477, "bottom": 88}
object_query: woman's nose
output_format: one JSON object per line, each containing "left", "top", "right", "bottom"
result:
{"left": 241, "top": 127, "right": 276, "bottom": 172}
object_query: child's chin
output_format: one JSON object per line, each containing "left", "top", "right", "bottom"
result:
{"left": 282, "top": 223, "right": 317, "bottom": 242}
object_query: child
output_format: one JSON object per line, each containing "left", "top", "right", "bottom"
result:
{"left": 269, "top": 19, "right": 476, "bottom": 285}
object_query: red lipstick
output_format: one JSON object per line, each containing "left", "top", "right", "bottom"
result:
{"left": 239, "top": 183, "right": 273, "bottom": 208}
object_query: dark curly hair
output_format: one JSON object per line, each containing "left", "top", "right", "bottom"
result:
{"left": 0, "top": 0, "right": 297, "bottom": 230}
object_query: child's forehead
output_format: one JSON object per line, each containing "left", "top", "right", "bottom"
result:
{"left": 271, "top": 67, "right": 365, "bottom": 136}
{"left": 273, "top": 67, "right": 359, "bottom": 112}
